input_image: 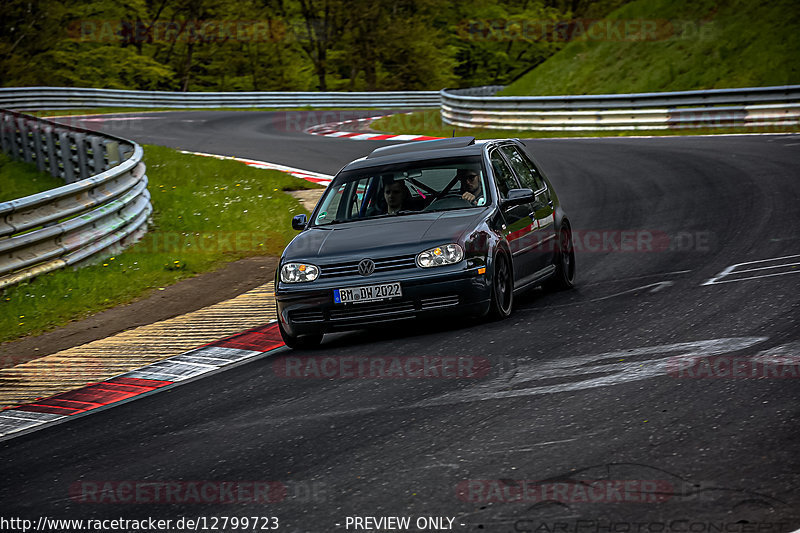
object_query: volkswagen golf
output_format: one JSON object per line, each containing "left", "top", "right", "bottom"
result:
{"left": 275, "top": 137, "right": 575, "bottom": 348}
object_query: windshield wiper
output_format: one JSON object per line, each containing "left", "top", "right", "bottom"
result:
{"left": 315, "top": 211, "right": 422, "bottom": 226}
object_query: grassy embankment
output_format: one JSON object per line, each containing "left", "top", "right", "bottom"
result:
{"left": 0, "top": 146, "right": 321, "bottom": 343}
{"left": 372, "top": 0, "right": 800, "bottom": 138}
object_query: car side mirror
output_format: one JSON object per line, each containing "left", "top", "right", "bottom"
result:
{"left": 501, "top": 188, "right": 535, "bottom": 207}
{"left": 292, "top": 214, "right": 308, "bottom": 230}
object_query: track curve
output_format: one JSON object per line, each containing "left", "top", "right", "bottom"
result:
{"left": 1, "top": 112, "right": 799, "bottom": 531}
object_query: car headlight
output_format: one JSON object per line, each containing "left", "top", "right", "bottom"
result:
{"left": 281, "top": 262, "right": 320, "bottom": 283}
{"left": 416, "top": 244, "right": 464, "bottom": 268}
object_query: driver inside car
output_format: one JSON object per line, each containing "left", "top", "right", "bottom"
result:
{"left": 457, "top": 168, "right": 484, "bottom": 206}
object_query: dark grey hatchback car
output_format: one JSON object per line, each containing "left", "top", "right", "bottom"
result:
{"left": 275, "top": 137, "right": 575, "bottom": 348}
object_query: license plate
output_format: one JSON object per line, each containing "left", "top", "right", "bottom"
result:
{"left": 334, "top": 283, "right": 402, "bottom": 304}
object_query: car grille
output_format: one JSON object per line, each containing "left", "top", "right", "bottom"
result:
{"left": 420, "top": 295, "right": 460, "bottom": 310}
{"left": 318, "top": 253, "right": 418, "bottom": 279}
{"left": 289, "top": 295, "right": 460, "bottom": 324}
{"left": 289, "top": 309, "right": 325, "bottom": 323}
{"left": 329, "top": 301, "right": 415, "bottom": 321}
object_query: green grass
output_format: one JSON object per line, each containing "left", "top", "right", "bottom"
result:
{"left": 370, "top": 109, "right": 800, "bottom": 139}
{"left": 0, "top": 154, "right": 66, "bottom": 203}
{"left": 0, "top": 145, "right": 321, "bottom": 343}
{"left": 502, "top": 0, "right": 800, "bottom": 96}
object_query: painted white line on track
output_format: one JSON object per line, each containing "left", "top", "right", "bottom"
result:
{"left": 702, "top": 253, "right": 800, "bottom": 285}
{"left": 304, "top": 113, "right": 444, "bottom": 142}
{"left": 178, "top": 150, "right": 333, "bottom": 185}
{"left": 413, "top": 337, "right": 769, "bottom": 407}
{"left": 535, "top": 281, "right": 676, "bottom": 310}
{"left": 77, "top": 117, "right": 162, "bottom": 122}
{"left": 0, "top": 411, "right": 67, "bottom": 436}
{"left": 579, "top": 270, "right": 692, "bottom": 288}
{"left": 590, "top": 281, "right": 675, "bottom": 299}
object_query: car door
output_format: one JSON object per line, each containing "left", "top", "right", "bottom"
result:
{"left": 499, "top": 144, "right": 557, "bottom": 275}
{"left": 489, "top": 148, "right": 537, "bottom": 284}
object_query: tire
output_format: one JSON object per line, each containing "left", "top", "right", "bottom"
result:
{"left": 279, "top": 319, "right": 323, "bottom": 349}
{"left": 489, "top": 251, "right": 514, "bottom": 319}
{"left": 545, "top": 224, "right": 576, "bottom": 291}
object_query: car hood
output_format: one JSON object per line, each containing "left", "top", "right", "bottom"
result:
{"left": 284, "top": 210, "right": 486, "bottom": 262}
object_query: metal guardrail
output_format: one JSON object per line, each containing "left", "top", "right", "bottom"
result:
{"left": 0, "top": 87, "right": 441, "bottom": 110}
{"left": 0, "top": 109, "right": 151, "bottom": 289}
{"left": 441, "top": 85, "right": 800, "bottom": 131}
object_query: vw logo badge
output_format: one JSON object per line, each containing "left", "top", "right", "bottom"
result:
{"left": 358, "top": 258, "right": 375, "bottom": 276}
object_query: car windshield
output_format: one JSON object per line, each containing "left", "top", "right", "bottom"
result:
{"left": 312, "top": 156, "right": 486, "bottom": 226}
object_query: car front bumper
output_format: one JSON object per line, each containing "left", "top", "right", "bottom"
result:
{"left": 276, "top": 265, "right": 491, "bottom": 337}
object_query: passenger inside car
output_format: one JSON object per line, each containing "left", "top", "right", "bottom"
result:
{"left": 364, "top": 178, "right": 414, "bottom": 216}
{"left": 384, "top": 180, "right": 410, "bottom": 214}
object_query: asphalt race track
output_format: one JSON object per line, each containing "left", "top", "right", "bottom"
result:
{"left": 1, "top": 111, "right": 799, "bottom": 532}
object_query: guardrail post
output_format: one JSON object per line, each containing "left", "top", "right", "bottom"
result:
{"left": 120, "top": 144, "right": 134, "bottom": 161}
{"left": 58, "top": 131, "right": 76, "bottom": 183}
{"left": 73, "top": 132, "right": 89, "bottom": 179}
{"left": 104, "top": 140, "right": 121, "bottom": 167}
{"left": 32, "top": 122, "right": 47, "bottom": 172}
{"left": 17, "top": 117, "right": 33, "bottom": 163}
{"left": 89, "top": 135, "right": 105, "bottom": 173}
{"left": 0, "top": 113, "right": 12, "bottom": 154}
{"left": 8, "top": 116, "right": 21, "bottom": 160}
{"left": 44, "top": 125, "right": 59, "bottom": 177}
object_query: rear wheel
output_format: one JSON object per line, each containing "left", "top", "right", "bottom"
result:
{"left": 279, "top": 319, "right": 323, "bottom": 349}
{"left": 545, "top": 224, "right": 576, "bottom": 291}
{"left": 489, "top": 251, "right": 514, "bottom": 319}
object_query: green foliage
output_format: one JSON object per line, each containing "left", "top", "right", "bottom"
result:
{"left": 502, "top": 0, "right": 800, "bottom": 95}
{"left": 37, "top": 43, "right": 175, "bottom": 89}
{"left": 447, "top": 0, "right": 565, "bottom": 87}
{"left": 3, "top": 0, "right": 794, "bottom": 95}
{"left": 0, "top": 0, "right": 577, "bottom": 92}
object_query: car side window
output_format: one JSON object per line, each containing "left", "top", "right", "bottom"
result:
{"left": 490, "top": 150, "right": 519, "bottom": 199}
{"left": 500, "top": 145, "right": 545, "bottom": 191}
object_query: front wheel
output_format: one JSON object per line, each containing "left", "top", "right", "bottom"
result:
{"left": 489, "top": 251, "right": 514, "bottom": 319}
{"left": 545, "top": 224, "right": 576, "bottom": 291}
{"left": 279, "top": 319, "right": 323, "bottom": 349}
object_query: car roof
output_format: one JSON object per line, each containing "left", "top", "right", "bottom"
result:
{"left": 341, "top": 137, "right": 511, "bottom": 172}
